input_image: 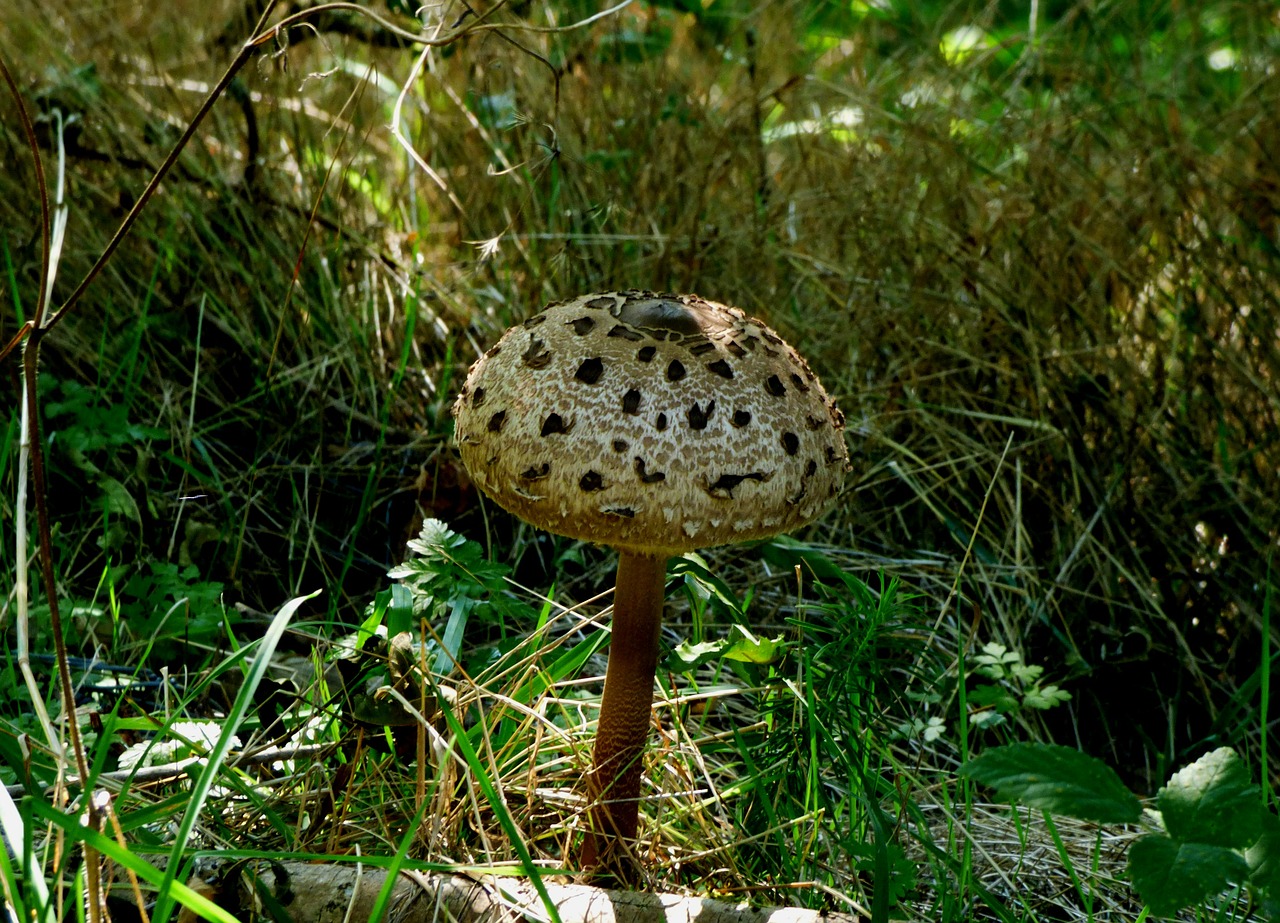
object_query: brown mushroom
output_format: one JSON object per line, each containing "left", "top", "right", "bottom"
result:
{"left": 452, "top": 291, "right": 849, "bottom": 882}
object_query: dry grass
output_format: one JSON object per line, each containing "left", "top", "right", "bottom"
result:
{"left": 2, "top": 0, "right": 1279, "bottom": 919}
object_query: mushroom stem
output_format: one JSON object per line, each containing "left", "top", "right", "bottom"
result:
{"left": 581, "top": 550, "right": 667, "bottom": 882}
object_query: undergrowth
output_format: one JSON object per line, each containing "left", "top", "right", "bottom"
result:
{"left": 2, "top": 0, "right": 1279, "bottom": 920}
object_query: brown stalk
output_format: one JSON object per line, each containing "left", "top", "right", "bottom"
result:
{"left": 581, "top": 552, "right": 668, "bottom": 884}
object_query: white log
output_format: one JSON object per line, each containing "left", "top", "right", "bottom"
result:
{"left": 180, "top": 861, "right": 865, "bottom": 923}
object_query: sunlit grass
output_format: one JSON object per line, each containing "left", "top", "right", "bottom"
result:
{"left": 1, "top": 0, "right": 1278, "bottom": 920}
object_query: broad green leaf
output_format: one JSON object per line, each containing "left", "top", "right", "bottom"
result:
{"left": 96, "top": 473, "right": 141, "bottom": 522}
{"left": 667, "top": 628, "right": 783, "bottom": 672}
{"left": 668, "top": 638, "right": 727, "bottom": 672}
{"left": 387, "top": 583, "right": 414, "bottom": 637}
{"left": 670, "top": 554, "right": 746, "bottom": 618}
{"left": 1128, "top": 834, "right": 1249, "bottom": 916}
{"left": 960, "top": 743, "right": 1141, "bottom": 823}
{"left": 1246, "top": 811, "right": 1280, "bottom": 892}
{"left": 721, "top": 626, "right": 783, "bottom": 664}
{"left": 1158, "top": 747, "right": 1262, "bottom": 848}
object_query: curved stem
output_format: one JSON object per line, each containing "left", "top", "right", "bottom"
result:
{"left": 581, "top": 551, "right": 667, "bottom": 883}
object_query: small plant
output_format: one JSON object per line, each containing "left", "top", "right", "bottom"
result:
{"left": 967, "top": 642, "right": 1072, "bottom": 730}
{"left": 117, "top": 561, "right": 226, "bottom": 660}
{"left": 380, "top": 518, "right": 535, "bottom": 672}
{"left": 962, "top": 743, "right": 1280, "bottom": 917}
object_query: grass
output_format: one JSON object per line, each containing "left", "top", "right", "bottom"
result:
{"left": 1, "top": 0, "right": 1279, "bottom": 920}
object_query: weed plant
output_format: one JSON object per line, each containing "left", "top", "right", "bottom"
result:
{"left": 1, "top": 0, "right": 1278, "bottom": 920}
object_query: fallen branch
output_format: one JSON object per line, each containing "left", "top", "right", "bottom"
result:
{"left": 182, "top": 861, "right": 867, "bottom": 923}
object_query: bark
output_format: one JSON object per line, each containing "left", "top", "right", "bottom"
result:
{"left": 181, "top": 861, "right": 863, "bottom": 923}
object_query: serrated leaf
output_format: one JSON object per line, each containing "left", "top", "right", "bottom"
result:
{"left": 1010, "top": 663, "right": 1044, "bottom": 683}
{"left": 1023, "top": 684, "right": 1071, "bottom": 709}
{"left": 975, "top": 641, "right": 1019, "bottom": 667}
{"left": 959, "top": 743, "right": 1141, "bottom": 823}
{"left": 967, "top": 683, "right": 1019, "bottom": 712}
{"left": 1128, "top": 833, "right": 1249, "bottom": 916}
{"left": 1158, "top": 747, "right": 1262, "bottom": 848}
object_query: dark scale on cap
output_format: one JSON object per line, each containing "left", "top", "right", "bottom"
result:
{"left": 575, "top": 358, "right": 604, "bottom": 384}
{"left": 687, "top": 401, "right": 715, "bottom": 431}
{"left": 522, "top": 338, "right": 552, "bottom": 369}
{"left": 706, "top": 359, "right": 734, "bottom": 379}
{"left": 634, "top": 458, "right": 666, "bottom": 483}
{"left": 484, "top": 344, "right": 502, "bottom": 358}
{"left": 521, "top": 462, "right": 551, "bottom": 480}
{"left": 452, "top": 292, "right": 849, "bottom": 554}
{"left": 708, "top": 471, "right": 768, "bottom": 498}
{"left": 607, "top": 325, "right": 645, "bottom": 342}
{"left": 541, "top": 413, "right": 571, "bottom": 436}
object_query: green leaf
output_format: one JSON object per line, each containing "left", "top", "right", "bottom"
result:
{"left": 667, "top": 627, "right": 783, "bottom": 672}
{"left": 1158, "top": 747, "right": 1262, "bottom": 848}
{"left": 1128, "top": 833, "right": 1249, "bottom": 916}
{"left": 152, "top": 589, "right": 318, "bottom": 923}
{"left": 669, "top": 554, "right": 746, "bottom": 619}
{"left": 668, "top": 638, "right": 724, "bottom": 672}
{"left": 1246, "top": 811, "right": 1280, "bottom": 892}
{"left": 387, "top": 583, "right": 414, "bottom": 637}
{"left": 959, "top": 743, "right": 1141, "bottom": 823}
{"left": 721, "top": 626, "right": 783, "bottom": 664}
{"left": 96, "top": 474, "right": 141, "bottom": 522}
{"left": 1022, "top": 684, "right": 1071, "bottom": 709}
{"left": 967, "top": 683, "right": 1019, "bottom": 713}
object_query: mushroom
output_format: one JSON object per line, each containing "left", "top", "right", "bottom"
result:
{"left": 452, "top": 291, "right": 848, "bottom": 882}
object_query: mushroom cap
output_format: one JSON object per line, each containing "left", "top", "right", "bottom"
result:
{"left": 452, "top": 291, "right": 850, "bottom": 556}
